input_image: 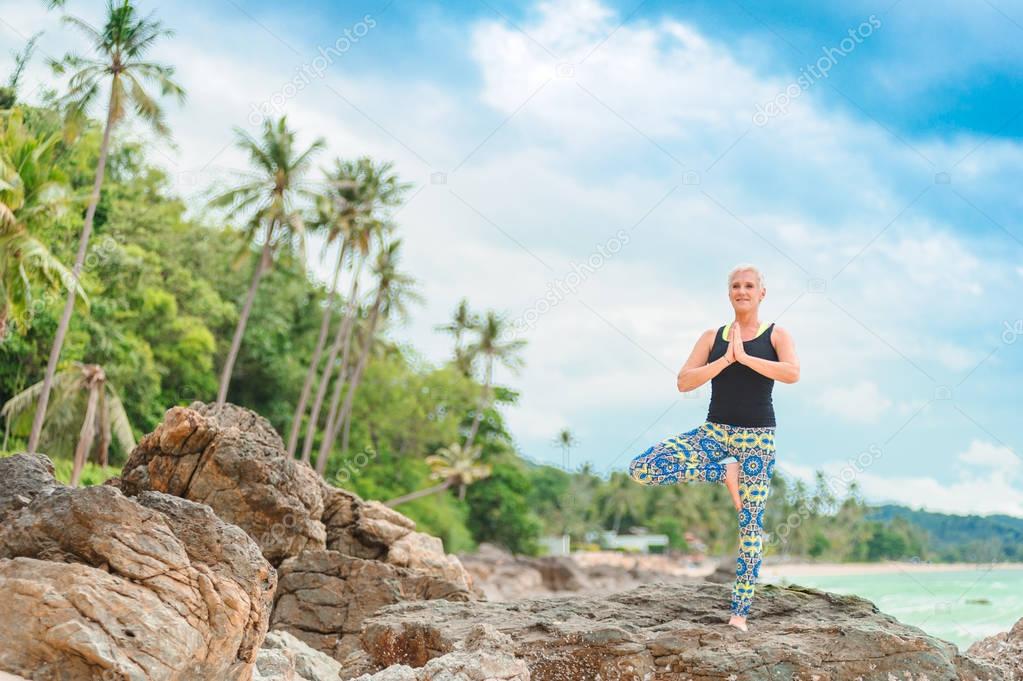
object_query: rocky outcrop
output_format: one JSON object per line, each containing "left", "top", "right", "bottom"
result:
{"left": 116, "top": 402, "right": 477, "bottom": 664}
{"left": 253, "top": 631, "right": 343, "bottom": 681}
{"left": 120, "top": 403, "right": 326, "bottom": 566}
{"left": 0, "top": 453, "right": 275, "bottom": 681}
{"left": 968, "top": 616, "right": 1023, "bottom": 680}
{"left": 352, "top": 581, "right": 1006, "bottom": 680}
{"left": 458, "top": 543, "right": 699, "bottom": 601}
{"left": 271, "top": 549, "right": 474, "bottom": 662}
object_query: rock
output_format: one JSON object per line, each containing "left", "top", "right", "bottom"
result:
{"left": 703, "top": 554, "right": 737, "bottom": 584}
{"left": 270, "top": 549, "right": 474, "bottom": 663}
{"left": 117, "top": 403, "right": 477, "bottom": 664}
{"left": 120, "top": 404, "right": 475, "bottom": 597}
{"left": 458, "top": 547, "right": 590, "bottom": 602}
{"left": 967, "top": 616, "right": 1023, "bottom": 680}
{"left": 120, "top": 403, "right": 327, "bottom": 566}
{"left": 0, "top": 453, "right": 275, "bottom": 681}
{"left": 0, "top": 452, "right": 59, "bottom": 521}
{"left": 348, "top": 624, "right": 529, "bottom": 681}
{"left": 353, "top": 581, "right": 1006, "bottom": 680}
{"left": 254, "top": 630, "right": 343, "bottom": 681}
{"left": 516, "top": 555, "right": 587, "bottom": 591}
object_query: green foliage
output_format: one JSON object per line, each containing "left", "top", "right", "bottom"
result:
{"left": 0, "top": 451, "right": 116, "bottom": 487}
{"left": 464, "top": 453, "right": 543, "bottom": 555}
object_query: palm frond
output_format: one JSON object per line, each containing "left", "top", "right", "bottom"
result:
{"left": 105, "top": 387, "right": 135, "bottom": 452}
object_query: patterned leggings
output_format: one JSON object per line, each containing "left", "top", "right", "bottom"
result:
{"left": 627, "top": 421, "right": 776, "bottom": 617}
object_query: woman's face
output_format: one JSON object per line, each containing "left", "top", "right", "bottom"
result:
{"left": 729, "top": 271, "right": 763, "bottom": 312}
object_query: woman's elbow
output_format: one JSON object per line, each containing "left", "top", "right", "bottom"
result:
{"left": 787, "top": 366, "right": 800, "bottom": 383}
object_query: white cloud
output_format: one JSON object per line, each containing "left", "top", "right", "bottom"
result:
{"left": 956, "top": 439, "right": 1021, "bottom": 474}
{"left": 782, "top": 439, "right": 1023, "bottom": 516}
{"left": 2, "top": 0, "right": 1020, "bottom": 515}
{"left": 817, "top": 380, "right": 894, "bottom": 423}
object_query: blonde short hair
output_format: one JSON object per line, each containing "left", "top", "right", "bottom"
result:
{"left": 728, "top": 264, "right": 765, "bottom": 289}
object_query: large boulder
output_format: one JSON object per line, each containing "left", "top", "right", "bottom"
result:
{"left": 352, "top": 581, "right": 1005, "bottom": 680}
{"left": 120, "top": 403, "right": 474, "bottom": 594}
{"left": 0, "top": 453, "right": 275, "bottom": 681}
{"left": 967, "top": 616, "right": 1023, "bottom": 680}
{"left": 120, "top": 403, "right": 326, "bottom": 566}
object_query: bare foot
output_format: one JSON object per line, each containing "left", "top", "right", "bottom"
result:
{"left": 725, "top": 462, "right": 742, "bottom": 511}
{"left": 728, "top": 615, "right": 748, "bottom": 632}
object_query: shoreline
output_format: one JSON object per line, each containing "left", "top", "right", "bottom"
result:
{"left": 761, "top": 560, "right": 1023, "bottom": 578}
{"left": 567, "top": 551, "right": 1023, "bottom": 579}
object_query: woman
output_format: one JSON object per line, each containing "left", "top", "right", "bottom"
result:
{"left": 628, "top": 264, "right": 800, "bottom": 632}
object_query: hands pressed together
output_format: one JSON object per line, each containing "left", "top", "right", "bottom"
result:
{"left": 725, "top": 319, "right": 749, "bottom": 366}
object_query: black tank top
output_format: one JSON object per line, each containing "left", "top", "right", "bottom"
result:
{"left": 706, "top": 321, "right": 778, "bottom": 427}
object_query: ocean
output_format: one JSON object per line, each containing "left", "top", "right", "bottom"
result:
{"left": 765, "top": 567, "right": 1023, "bottom": 651}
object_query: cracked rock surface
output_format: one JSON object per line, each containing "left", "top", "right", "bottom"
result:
{"left": 0, "top": 453, "right": 276, "bottom": 681}
{"left": 116, "top": 402, "right": 477, "bottom": 664}
{"left": 967, "top": 616, "right": 1023, "bottom": 681}
{"left": 352, "top": 581, "right": 1007, "bottom": 681}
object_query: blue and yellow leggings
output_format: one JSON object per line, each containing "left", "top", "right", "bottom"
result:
{"left": 627, "top": 421, "right": 776, "bottom": 617}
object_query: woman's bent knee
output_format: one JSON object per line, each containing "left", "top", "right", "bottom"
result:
{"left": 629, "top": 453, "right": 654, "bottom": 485}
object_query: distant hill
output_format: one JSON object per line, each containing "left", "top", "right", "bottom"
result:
{"left": 867, "top": 504, "right": 1023, "bottom": 562}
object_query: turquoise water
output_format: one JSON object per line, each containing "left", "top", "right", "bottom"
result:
{"left": 765, "top": 568, "right": 1023, "bottom": 650}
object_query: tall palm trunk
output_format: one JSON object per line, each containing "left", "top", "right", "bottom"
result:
{"left": 335, "top": 296, "right": 383, "bottom": 455}
{"left": 314, "top": 285, "right": 368, "bottom": 475}
{"left": 27, "top": 88, "right": 116, "bottom": 454}
{"left": 216, "top": 225, "right": 274, "bottom": 407}
{"left": 385, "top": 478, "right": 454, "bottom": 508}
{"left": 286, "top": 241, "right": 346, "bottom": 456}
{"left": 70, "top": 383, "right": 100, "bottom": 487}
{"left": 301, "top": 256, "right": 363, "bottom": 465}
{"left": 97, "top": 389, "right": 110, "bottom": 466}
{"left": 464, "top": 357, "right": 494, "bottom": 448}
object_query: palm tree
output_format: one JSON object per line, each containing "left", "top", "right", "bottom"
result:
{"left": 462, "top": 310, "right": 527, "bottom": 448}
{"left": 0, "top": 32, "right": 42, "bottom": 109}
{"left": 284, "top": 194, "right": 348, "bottom": 457}
{"left": 0, "top": 108, "right": 86, "bottom": 339}
{"left": 435, "top": 298, "right": 480, "bottom": 375}
{"left": 384, "top": 442, "right": 491, "bottom": 507}
{"left": 327, "top": 239, "right": 421, "bottom": 461}
{"left": 553, "top": 427, "right": 577, "bottom": 472}
{"left": 208, "top": 116, "right": 324, "bottom": 407}
{"left": 604, "top": 472, "right": 639, "bottom": 535}
{"left": 2, "top": 362, "right": 134, "bottom": 485}
{"left": 27, "top": 0, "right": 185, "bottom": 455}
{"left": 300, "top": 159, "right": 409, "bottom": 465}
{"left": 299, "top": 217, "right": 373, "bottom": 466}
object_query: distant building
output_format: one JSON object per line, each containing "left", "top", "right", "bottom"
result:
{"left": 539, "top": 534, "right": 571, "bottom": 556}
{"left": 586, "top": 529, "right": 669, "bottom": 554}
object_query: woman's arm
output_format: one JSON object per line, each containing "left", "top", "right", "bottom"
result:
{"left": 677, "top": 328, "right": 732, "bottom": 392}
{"left": 733, "top": 324, "right": 800, "bottom": 383}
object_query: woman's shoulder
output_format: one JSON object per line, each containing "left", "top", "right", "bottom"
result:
{"left": 769, "top": 323, "right": 793, "bottom": 346}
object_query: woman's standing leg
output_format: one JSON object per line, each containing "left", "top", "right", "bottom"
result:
{"left": 729, "top": 426, "right": 776, "bottom": 619}
{"left": 628, "top": 422, "right": 732, "bottom": 487}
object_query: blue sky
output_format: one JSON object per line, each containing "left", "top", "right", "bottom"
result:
{"left": 2, "top": 0, "right": 1022, "bottom": 515}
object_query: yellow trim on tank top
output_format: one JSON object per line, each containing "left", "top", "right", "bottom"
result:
{"left": 722, "top": 321, "right": 770, "bottom": 342}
